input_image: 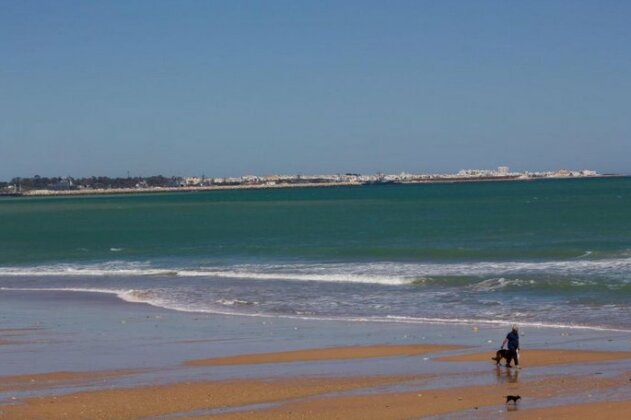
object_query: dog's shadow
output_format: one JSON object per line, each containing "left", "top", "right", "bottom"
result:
{"left": 495, "top": 366, "right": 520, "bottom": 384}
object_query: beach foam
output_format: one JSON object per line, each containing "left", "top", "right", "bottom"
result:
{"left": 1, "top": 257, "right": 631, "bottom": 285}
{"left": 2, "top": 286, "right": 630, "bottom": 333}
{"left": 3, "top": 257, "right": 631, "bottom": 332}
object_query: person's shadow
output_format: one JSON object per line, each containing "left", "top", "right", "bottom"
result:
{"left": 495, "top": 366, "right": 519, "bottom": 384}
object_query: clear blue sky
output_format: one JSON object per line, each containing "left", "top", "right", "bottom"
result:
{"left": 1, "top": 0, "right": 629, "bottom": 179}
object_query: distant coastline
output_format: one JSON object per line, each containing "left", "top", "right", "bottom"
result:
{"left": 1, "top": 170, "right": 621, "bottom": 198}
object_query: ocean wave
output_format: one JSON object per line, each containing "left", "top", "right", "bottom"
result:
{"left": 468, "top": 277, "right": 535, "bottom": 291}
{"left": 0, "top": 261, "right": 411, "bottom": 285}
{"left": 215, "top": 298, "right": 258, "bottom": 306}
{"left": 2, "top": 286, "right": 629, "bottom": 333}
{"left": 177, "top": 269, "right": 409, "bottom": 285}
{"left": 0, "top": 261, "right": 172, "bottom": 277}
{"left": 1, "top": 257, "right": 631, "bottom": 286}
{"left": 439, "top": 276, "right": 631, "bottom": 292}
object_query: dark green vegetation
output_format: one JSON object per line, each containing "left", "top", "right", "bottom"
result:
{"left": 5, "top": 175, "right": 178, "bottom": 191}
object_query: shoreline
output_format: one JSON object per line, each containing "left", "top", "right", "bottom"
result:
{"left": 3, "top": 290, "right": 631, "bottom": 417}
{"left": 2, "top": 174, "right": 620, "bottom": 199}
{"left": 2, "top": 177, "right": 631, "bottom": 419}
{"left": 3, "top": 288, "right": 630, "bottom": 335}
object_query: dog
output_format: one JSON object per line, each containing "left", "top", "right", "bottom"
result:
{"left": 505, "top": 395, "right": 521, "bottom": 404}
{"left": 492, "top": 349, "right": 510, "bottom": 366}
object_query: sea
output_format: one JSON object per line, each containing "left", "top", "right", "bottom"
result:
{"left": 2, "top": 177, "right": 631, "bottom": 333}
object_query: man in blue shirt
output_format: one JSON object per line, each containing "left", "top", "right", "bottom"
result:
{"left": 502, "top": 325, "right": 520, "bottom": 368}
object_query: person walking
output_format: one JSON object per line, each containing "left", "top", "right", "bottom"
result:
{"left": 502, "top": 325, "right": 520, "bottom": 368}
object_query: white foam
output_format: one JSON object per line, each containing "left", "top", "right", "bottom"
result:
{"left": 0, "top": 261, "right": 175, "bottom": 278}
{"left": 469, "top": 277, "right": 535, "bottom": 291}
{"left": 177, "top": 269, "right": 409, "bottom": 285}
{"left": 216, "top": 298, "right": 258, "bottom": 306}
{"left": 145, "top": 256, "right": 631, "bottom": 286}
{"left": 1, "top": 257, "right": 631, "bottom": 286}
{"left": 2, "top": 286, "right": 630, "bottom": 333}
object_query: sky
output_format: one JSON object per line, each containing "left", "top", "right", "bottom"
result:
{"left": 1, "top": 0, "right": 630, "bottom": 180}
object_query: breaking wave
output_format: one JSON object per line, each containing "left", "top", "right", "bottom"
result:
{"left": 1, "top": 286, "right": 630, "bottom": 333}
{"left": 0, "top": 257, "right": 630, "bottom": 286}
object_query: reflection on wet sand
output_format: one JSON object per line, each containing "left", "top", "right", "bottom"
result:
{"left": 495, "top": 365, "right": 519, "bottom": 384}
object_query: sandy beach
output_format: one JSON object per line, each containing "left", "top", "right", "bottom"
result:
{"left": 2, "top": 282, "right": 631, "bottom": 420}
{"left": 3, "top": 343, "right": 631, "bottom": 419}
{"left": 2, "top": 290, "right": 631, "bottom": 418}
{"left": 185, "top": 344, "right": 462, "bottom": 367}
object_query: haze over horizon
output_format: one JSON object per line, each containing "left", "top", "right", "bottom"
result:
{"left": 1, "top": 1, "right": 630, "bottom": 180}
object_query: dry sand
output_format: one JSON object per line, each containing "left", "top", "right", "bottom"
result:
{"left": 185, "top": 344, "right": 462, "bottom": 367}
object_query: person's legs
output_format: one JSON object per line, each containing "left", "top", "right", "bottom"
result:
{"left": 505, "top": 350, "right": 516, "bottom": 367}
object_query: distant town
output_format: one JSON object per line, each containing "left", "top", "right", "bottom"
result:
{"left": 0, "top": 167, "right": 607, "bottom": 197}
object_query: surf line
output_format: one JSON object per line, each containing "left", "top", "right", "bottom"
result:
{"left": 2, "top": 286, "right": 630, "bottom": 334}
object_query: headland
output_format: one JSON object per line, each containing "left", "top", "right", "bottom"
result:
{"left": 1, "top": 166, "right": 612, "bottom": 198}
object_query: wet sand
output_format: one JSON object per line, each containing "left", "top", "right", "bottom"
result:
{"left": 0, "top": 327, "right": 44, "bottom": 346}
{"left": 437, "top": 349, "right": 631, "bottom": 367}
{"left": 514, "top": 400, "right": 631, "bottom": 419}
{"left": 210, "top": 371, "right": 631, "bottom": 419}
{"left": 0, "top": 370, "right": 137, "bottom": 392}
{"left": 3, "top": 345, "right": 631, "bottom": 418}
{"left": 0, "top": 375, "right": 410, "bottom": 419}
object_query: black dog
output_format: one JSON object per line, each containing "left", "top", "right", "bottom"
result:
{"left": 492, "top": 349, "right": 510, "bottom": 366}
{"left": 505, "top": 395, "right": 521, "bottom": 404}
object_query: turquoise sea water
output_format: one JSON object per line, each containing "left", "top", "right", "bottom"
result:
{"left": 1, "top": 177, "right": 631, "bottom": 330}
